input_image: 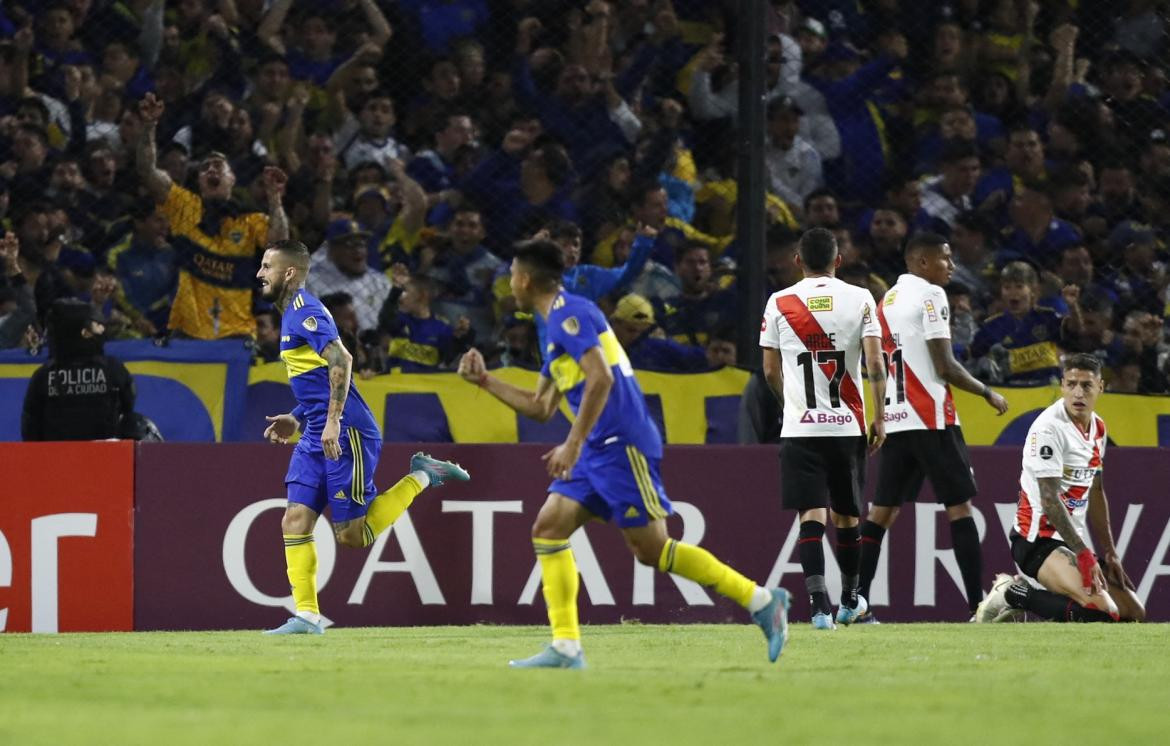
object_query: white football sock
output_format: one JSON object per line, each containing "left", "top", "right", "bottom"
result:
{"left": 552, "top": 638, "right": 582, "bottom": 657}
{"left": 410, "top": 470, "right": 431, "bottom": 489}
{"left": 748, "top": 586, "right": 773, "bottom": 613}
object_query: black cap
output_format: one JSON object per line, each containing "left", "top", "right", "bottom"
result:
{"left": 767, "top": 95, "right": 804, "bottom": 118}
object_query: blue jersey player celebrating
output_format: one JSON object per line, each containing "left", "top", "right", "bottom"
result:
{"left": 256, "top": 240, "right": 470, "bottom": 635}
{"left": 458, "top": 237, "right": 790, "bottom": 668}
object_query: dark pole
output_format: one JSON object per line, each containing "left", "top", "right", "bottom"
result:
{"left": 734, "top": 0, "right": 767, "bottom": 368}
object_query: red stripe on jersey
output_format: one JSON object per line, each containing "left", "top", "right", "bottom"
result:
{"left": 777, "top": 295, "right": 865, "bottom": 435}
{"left": 1088, "top": 437, "right": 1102, "bottom": 469}
{"left": 1016, "top": 489, "right": 1034, "bottom": 537}
{"left": 943, "top": 387, "right": 957, "bottom": 425}
{"left": 876, "top": 300, "right": 937, "bottom": 429}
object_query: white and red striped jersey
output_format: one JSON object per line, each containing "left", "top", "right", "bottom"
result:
{"left": 759, "top": 276, "right": 880, "bottom": 437}
{"left": 876, "top": 274, "right": 958, "bottom": 432}
{"left": 1013, "top": 400, "right": 1106, "bottom": 543}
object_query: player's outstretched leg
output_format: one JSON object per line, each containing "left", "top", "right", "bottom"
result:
{"left": 511, "top": 495, "right": 589, "bottom": 669}
{"left": 653, "top": 536, "right": 790, "bottom": 662}
{"left": 359, "top": 452, "right": 470, "bottom": 548}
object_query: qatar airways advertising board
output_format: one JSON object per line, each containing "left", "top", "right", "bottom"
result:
{"left": 132, "top": 444, "right": 1170, "bottom": 629}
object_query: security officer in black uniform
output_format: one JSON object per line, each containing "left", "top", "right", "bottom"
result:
{"left": 21, "top": 298, "right": 136, "bottom": 440}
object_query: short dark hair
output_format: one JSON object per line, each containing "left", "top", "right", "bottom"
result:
{"left": 321, "top": 292, "right": 354, "bottom": 311}
{"left": 267, "top": 239, "right": 311, "bottom": 270}
{"left": 798, "top": 227, "right": 838, "bottom": 272}
{"left": 547, "top": 219, "right": 581, "bottom": 242}
{"left": 532, "top": 143, "right": 572, "bottom": 187}
{"left": 1063, "top": 353, "right": 1103, "bottom": 377}
{"left": 954, "top": 210, "right": 992, "bottom": 236}
{"left": 905, "top": 231, "right": 948, "bottom": 258}
{"left": 513, "top": 239, "right": 565, "bottom": 289}
{"left": 939, "top": 138, "right": 980, "bottom": 164}
{"left": 803, "top": 187, "right": 837, "bottom": 211}
{"left": 1078, "top": 291, "right": 1114, "bottom": 316}
{"left": 674, "top": 241, "right": 710, "bottom": 266}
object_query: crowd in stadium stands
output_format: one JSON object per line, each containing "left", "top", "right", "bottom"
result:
{"left": 0, "top": 0, "right": 1168, "bottom": 394}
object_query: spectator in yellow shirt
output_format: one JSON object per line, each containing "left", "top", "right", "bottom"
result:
{"left": 135, "top": 93, "right": 289, "bottom": 339}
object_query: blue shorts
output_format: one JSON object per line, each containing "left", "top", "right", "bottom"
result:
{"left": 285, "top": 427, "right": 381, "bottom": 523}
{"left": 549, "top": 442, "right": 672, "bottom": 528}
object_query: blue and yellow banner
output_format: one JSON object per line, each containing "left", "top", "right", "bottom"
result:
{"left": 0, "top": 340, "right": 252, "bottom": 442}
{"left": 1, "top": 344, "right": 1169, "bottom": 445}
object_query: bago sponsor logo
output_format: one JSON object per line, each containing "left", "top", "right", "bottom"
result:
{"left": 799, "top": 410, "right": 853, "bottom": 425}
{"left": 883, "top": 411, "right": 909, "bottom": 422}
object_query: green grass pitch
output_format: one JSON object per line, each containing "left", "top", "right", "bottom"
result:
{"left": 2, "top": 623, "right": 1167, "bottom": 745}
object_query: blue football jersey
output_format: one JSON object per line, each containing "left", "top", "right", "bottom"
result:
{"left": 280, "top": 288, "right": 380, "bottom": 442}
{"left": 541, "top": 292, "right": 662, "bottom": 458}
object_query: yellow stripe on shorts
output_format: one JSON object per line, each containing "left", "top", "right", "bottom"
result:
{"left": 626, "top": 446, "right": 666, "bottom": 520}
{"left": 349, "top": 428, "right": 365, "bottom": 505}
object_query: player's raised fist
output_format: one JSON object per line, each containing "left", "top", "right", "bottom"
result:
{"left": 458, "top": 348, "right": 486, "bottom": 383}
{"left": 139, "top": 93, "right": 164, "bottom": 124}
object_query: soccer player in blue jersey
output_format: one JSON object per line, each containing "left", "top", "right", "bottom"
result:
{"left": 458, "top": 237, "right": 790, "bottom": 668}
{"left": 256, "top": 240, "right": 470, "bottom": 635}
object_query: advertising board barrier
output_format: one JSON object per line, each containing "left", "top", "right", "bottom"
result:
{"left": 0, "top": 442, "right": 134, "bottom": 632}
{"left": 133, "top": 443, "right": 1170, "bottom": 629}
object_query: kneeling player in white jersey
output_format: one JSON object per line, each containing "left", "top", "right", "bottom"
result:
{"left": 977, "top": 354, "right": 1145, "bottom": 623}
{"left": 760, "top": 228, "right": 888, "bottom": 629}
{"left": 855, "top": 233, "right": 1009, "bottom": 622}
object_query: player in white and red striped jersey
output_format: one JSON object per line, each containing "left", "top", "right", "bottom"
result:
{"left": 975, "top": 354, "right": 1145, "bottom": 623}
{"left": 759, "top": 228, "right": 888, "bottom": 630}
{"left": 853, "top": 233, "right": 1009, "bottom": 622}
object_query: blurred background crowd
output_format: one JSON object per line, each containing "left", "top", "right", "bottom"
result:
{"left": 0, "top": 0, "right": 1168, "bottom": 394}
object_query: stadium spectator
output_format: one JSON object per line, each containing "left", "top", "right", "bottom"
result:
{"left": 105, "top": 202, "right": 175, "bottom": 335}
{"left": 321, "top": 290, "right": 377, "bottom": 377}
{"left": 0, "top": 228, "right": 34, "bottom": 349}
{"left": 919, "top": 139, "right": 982, "bottom": 236}
{"left": 253, "top": 308, "right": 280, "bottom": 364}
{"left": 136, "top": 93, "right": 288, "bottom": 339}
{"left": 969, "top": 262, "right": 1066, "bottom": 384}
{"left": 999, "top": 181, "right": 1082, "bottom": 270}
{"left": 803, "top": 188, "right": 840, "bottom": 228}
{"left": 609, "top": 292, "right": 707, "bottom": 372}
{"left": 406, "top": 110, "right": 475, "bottom": 222}
{"left": 1119, "top": 310, "right": 1170, "bottom": 394}
{"left": 461, "top": 128, "right": 578, "bottom": 253}
{"left": 654, "top": 242, "right": 734, "bottom": 347}
{"left": 1041, "top": 244, "right": 1118, "bottom": 315}
{"left": 948, "top": 210, "right": 998, "bottom": 308}
{"left": 764, "top": 96, "right": 823, "bottom": 214}
{"left": 377, "top": 264, "right": 468, "bottom": 371}
{"left": 333, "top": 88, "right": 409, "bottom": 173}
{"left": 428, "top": 205, "right": 504, "bottom": 342}
{"left": 306, "top": 219, "right": 391, "bottom": 334}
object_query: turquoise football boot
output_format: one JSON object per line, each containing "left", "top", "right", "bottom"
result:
{"left": 263, "top": 616, "right": 324, "bottom": 635}
{"left": 836, "top": 594, "right": 869, "bottom": 626}
{"left": 410, "top": 452, "right": 471, "bottom": 486}
{"left": 751, "top": 587, "right": 791, "bottom": 663}
{"left": 811, "top": 611, "right": 836, "bottom": 630}
{"left": 508, "top": 645, "right": 586, "bottom": 669}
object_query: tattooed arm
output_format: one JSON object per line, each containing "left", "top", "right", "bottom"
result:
{"left": 319, "top": 339, "right": 353, "bottom": 460}
{"left": 1037, "top": 476, "right": 1085, "bottom": 552}
{"left": 1039, "top": 475, "right": 1106, "bottom": 593}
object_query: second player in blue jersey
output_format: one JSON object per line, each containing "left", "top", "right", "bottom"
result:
{"left": 458, "top": 232, "right": 790, "bottom": 669}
